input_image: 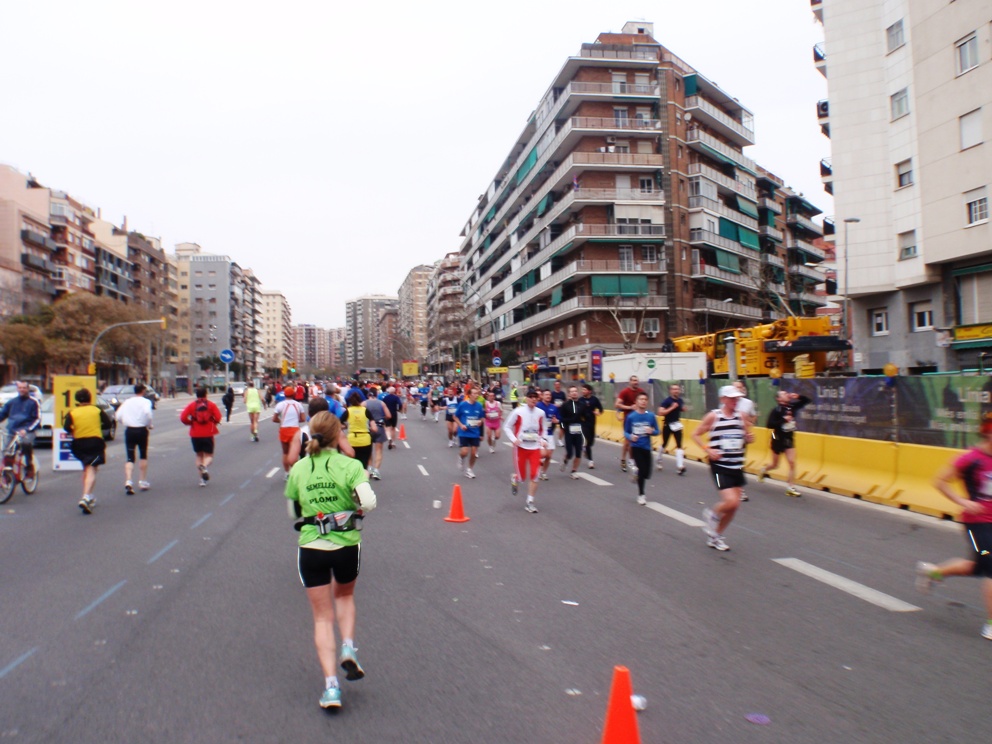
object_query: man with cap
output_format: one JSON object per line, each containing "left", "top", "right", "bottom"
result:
{"left": 692, "top": 385, "right": 754, "bottom": 551}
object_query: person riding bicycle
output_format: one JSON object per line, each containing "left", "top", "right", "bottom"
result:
{"left": 0, "top": 381, "right": 41, "bottom": 478}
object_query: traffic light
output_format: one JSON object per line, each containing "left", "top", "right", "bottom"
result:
{"left": 455, "top": 365, "right": 461, "bottom": 375}
{"left": 281, "top": 359, "right": 288, "bottom": 375}
{"left": 290, "top": 362, "right": 296, "bottom": 374}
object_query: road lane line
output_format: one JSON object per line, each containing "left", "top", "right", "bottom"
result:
{"left": 575, "top": 473, "right": 612, "bottom": 486}
{"left": 75, "top": 580, "right": 127, "bottom": 620}
{"left": 645, "top": 502, "right": 706, "bottom": 527}
{"left": 403, "top": 441, "right": 410, "bottom": 449}
{"left": 265, "top": 467, "right": 280, "bottom": 478}
{"left": 239, "top": 478, "right": 252, "bottom": 490}
{"left": 0, "top": 647, "right": 38, "bottom": 680}
{"left": 147, "top": 539, "right": 179, "bottom": 565}
{"left": 190, "top": 512, "right": 213, "bottom": 530}
{"left": 417, "top": 465, "right": 429, "bottom": 476}
{"left": 219, "top": 492, "right": 235, "bottom": 506}
{"left": 253, "top": 467, "right": 265, "bottom": 477}
{"left": 773, "top": 558, "right": 921, "bottom": 612}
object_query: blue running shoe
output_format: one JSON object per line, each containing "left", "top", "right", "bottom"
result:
{"left": 340, "top": 643, "right": 365, "bottom": 681}
{"left": 319, "top": 686, "right": 342, "bottom": 709}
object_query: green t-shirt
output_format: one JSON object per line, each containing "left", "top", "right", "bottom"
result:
{"left": 285, "top": 449, "right": 368, "bottom": 547}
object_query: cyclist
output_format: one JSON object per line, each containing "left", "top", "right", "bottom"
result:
{"left": 64, "top": 387, "right": 112, "bottom": 514}
{"left": 0, "top": 381, "right": 41, "bottom": 480}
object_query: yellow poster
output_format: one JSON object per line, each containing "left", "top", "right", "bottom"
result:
{"left": 401, "top": 361, "right": 419, "bottom": 377}
{"left": 53, "top": 375, "right": 98, "bottom": 471}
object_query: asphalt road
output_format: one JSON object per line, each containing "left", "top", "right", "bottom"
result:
{"left": 0, "top": 397, "right": 988, "bottom": 743}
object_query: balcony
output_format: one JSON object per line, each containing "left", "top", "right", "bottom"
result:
{"left": 817, "top": 99, "right": 830, "bottom": 137}
{"left": 569, "top": 80, "right": 660, "bottom": 98}
{"left": 788, "top": 263, "right": 825, "bottom": 281}
{"left": 786, "top": 238, "right": 826, "bottom": 261}
{"left": 21, "top": 253, "right": 53, "bottom": 273}
{"left": 688, "top": 195, "right": 759, "bottom": 230}
{"left": 786, "top": 212, "right": 823, "bottom": 237}
{"left": 687, "top": 163, "right": 757, "bottom": 200}
{"left": 789, "top": 290, "right": 827, "bottom": 306}
{"left": 759, "top": 225, "right": 783, "bottom": 242}
{"left": 689, "top": 229, "right": 756, "bottom": 259}
{"left": 692, "top": 298, "right": 763, "bottom": 320}
{"left": 571, "top": 115, "right": 662, "bottom": 135}
{"left": 691, "top": 260, "right": 759, "bottom": 291}
{"left": 814, "top": 43, "right": 827, "bottom": 77}
{"left": 763, "top": 252, "right": 785, "bottom": 268}
{"left": 819, "top": 158, "right": 832, "bottom": 177}
{"left": 573, "top": 187, "right": 665, "bottom": 203}
{"left": 811, "top": 0, "right": 823, "bottom": 24}
{"left": 579, "top": 45, "right": 658, "bottom": 63}
{"left": 684, "top": 95, "right": 755, "bottom": 147}
{"left": 20, "top": 229, "right": 50, "bottom": 250}
{"left": 686, "top": 128, "right": 758, "bottom": 173}
{"left": 23, "top": 277, "right": 56, "bottom": 295}
{"left": 759, "top": 196, "right": 781, "bottom": 214}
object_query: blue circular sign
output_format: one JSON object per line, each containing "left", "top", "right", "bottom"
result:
{"left": 219, "top": 349, "right": 235, "bottom": 364}
{"left": 492, "top": 356, "right": 502, "bottom": 366}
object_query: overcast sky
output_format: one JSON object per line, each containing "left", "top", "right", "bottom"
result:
{"left": 1, "top": 0, "right": 828, "bottom": 328}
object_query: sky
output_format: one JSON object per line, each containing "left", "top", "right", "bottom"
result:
{"left": 0, "top": 0, "right": 829, "bottom": 328}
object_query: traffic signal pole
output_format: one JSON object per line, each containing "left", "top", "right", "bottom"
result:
{"left": 89, "top": 317, "right": 167, "bottom": 377}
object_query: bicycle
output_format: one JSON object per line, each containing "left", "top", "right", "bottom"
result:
{"left": 1, "top": 432, "right": 39, "bottom": 504}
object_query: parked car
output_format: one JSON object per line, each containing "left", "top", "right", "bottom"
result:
{"left": 230, "top": 382, "right": 247, "bottom": 396}
{"left": 102, "top": 384, "right": 160, "bottom": 410}
{"left": 36, "top": 395, "right": 117, "bottom": 447}
{"left": 0, "top": 383, "right": 43, "bottom": 407}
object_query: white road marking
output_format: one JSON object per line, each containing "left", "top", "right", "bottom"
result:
{"left": 265, "top": 467, "right": 280, "bottom": 479}
{"left": 645, "top": 502, "right": 706, "bottom": 527}
{"left": 575, "top": 472, "right": 612, "bottom": 486}
{"left": 403, "top": 441, "right": 410, "bottom": 449}
{"left": 772, "top": 558, "right": 921, "bottom": 612}
{"left": 417, "top": 465, "right": 429, "bottom": 476}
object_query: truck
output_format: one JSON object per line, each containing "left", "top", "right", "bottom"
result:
{"left": 600, "top": 352, "right": 708, "bottom": 384}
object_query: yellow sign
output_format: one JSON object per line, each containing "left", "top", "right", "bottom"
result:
{"left": 52, "top": 375, "right": 98, "bottom": 471}
{"left": 953, "top": 323, "right": 992, "bottom": 341}
{"left": 401, "top": 361, "right": 420, "bottom": 377}
{"left": 487, "top": 367, "right": 509, "bottom": 374}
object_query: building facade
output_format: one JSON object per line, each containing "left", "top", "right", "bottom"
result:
{"left": 0, "top": 165, "right": 57, "bottom": 317}
{"left": 814, "top": 0, "right": 992, "bottom": 371}
{"left": 345, "top": 295, "right": 398, "bottom": 370}
{"left": 426, "top": 254, "right": 465, "bottom": 374}
{"left": 398, "top": 264, "right": 433, "bottom": 364}
{"left": 328, "top": 327, "right": 346, "bottom": 372}
{"left": 261, "top": 289, "right": 292, "bottom": 372}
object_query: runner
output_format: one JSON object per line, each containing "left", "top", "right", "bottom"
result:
{"left": 581, "top": 384, "right": 603, "bottom": 469}
{"left": 244, "top": 380, "right": 263, "bottom": 441}
{"left": 381, "top": 386, "right": 403, "bottom": 450}
{"left": 286, "top": 411, "right": 377, "bottom": 709}
{"left": 363, "top": 392, "right": 390, "bottom": 480}
{"left": 430, "top": 383, "right": 443, "bottom": 422}
{"left": 656, "top": 384, "right": 686, "bottom": 475}
{"left": 536, "top": 389, "right": 559, "bottom": 481}
{"left": 692, "top": 385, "right": 754, "bottom": 551}
{"left": 624, "top": 391, "right": 660, "bottom": 505}
{"left": 442, "top": 387, "right": 461, "bottom": 448}
{"left": 734, "top": 380, "right": 758, "bottom": 500}
{"left": 483, "top": 390, "right": 503, "bottom": 453}
{"left": 509, "top": 382, "right": 519, "bottom": 409}
{"left": 550, "top": 380, "right": 567, "bottom": 447}
{"left": 503, "top": 391, "right": 548, "bottom": 513}
{"left": 758, "top": 390, "right": 812, "bottom": 497}
{"left": 221, "top": 385, "right": 235, "bottom": 423}
{"left": 343, "top": 392, "right": 377, "bottom": 473}
{"left": 558, "top": 385, "right": 588, "bottom": 478}
{"left": 0, "top": 380, "right": 41, "bottom": 481}
{"left": 418, "top": 381, "right": 430, "bottom": 420}
{"left": 64, "top": 387, "right": 112, "bottom": 514}
{"left": 916, "top": 412, "right": 992, "bottom": 641}
{"left": 455, "top": 386, "right": 484, "bottom": 478}
{"left": 180, "top": 387, "right": 222, "bottom": 487}
{"left": 614, "top": 376, "right": 642, "bottom": 472}
{"left": 115, "top": 382, "right": 154, "bottom": 495}
{"left": 274, "top": 386, "right": 308, "bottom": 478}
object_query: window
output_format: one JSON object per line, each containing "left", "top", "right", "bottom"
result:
{"left": 965, "top": 187, "right": 988, "bottom": 225}
{"left": 898, "top": 230, "right": 918, "bottom": 260}
{"left": 613, "top": 107, "right": 629, "bottom": 126}
{"left": 896, "top": 159, "right": 913, "bottom": 188}
{"left": 643, "top": 318, "right": 660, "bottom": 334}
{"left": 618, "top": 245, "right": 636, "bottom": 270}
{"left": 886, "top": 20, "right": 905, "bottom": 52}
{"left": 911, "top": 301, "right": 933, "bottom": 331}
{"left": 956, "top": 270, "right": 992, "bottom": 325}
{"left": 567, "top": 324, "right": 574, "bottom": 339}
{"left": 956, "top": 33, "right": 979, "bottom": 75}
{"left": 579, "top": 320, "right": 587, "bottom": 336}
{"left": 620, "top": 318, "right": 637, "bottom": 334}
{"left": 871, "top": 308, "right": 889, "bottom": 336}
{"left": 891, "top": 88, "right": 910, "bottom": 120}
{"left": 960, "top": 108, "right": 983, "bottom": 150}
{"left": 641, "top": 245, "right": 658, "bottom": 264}
{"left": 639, "top": 177, "right": 654, "bottom": 193}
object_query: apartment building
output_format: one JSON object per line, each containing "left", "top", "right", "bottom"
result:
{"left": 89, "top": 219, "right": 132, "bottom": 304}
{"left": 377, "top": 305, "right": 399, "bottom": 372}
{"left": 398, "top": 264, "right": 433, "bottom": 363}
{"left": 292, "top": 324, "right": 331, "bottom": 372}
{"left": 458, "top": 21, "right": 818, "bottom": 379}
{"left": 426, "top": 253, "right": 465, "bottom": 374}
{"left": 345, "top": 295, "right": 397, "bottom": 370}
{"left": 328, "top": 327, "right": 346, "bottom": 371}
{"left": 260, "top": 289, "right": 292, "bottom": 371}
{"left": 0, "top": 165, "right": 57, "bottom": 316}
{"left": 814, "top": 0, "right": 992, "bottom": 371}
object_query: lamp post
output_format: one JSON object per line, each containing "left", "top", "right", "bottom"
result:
{"left": 842, "top": 217, "right": 861, "bottom": 367}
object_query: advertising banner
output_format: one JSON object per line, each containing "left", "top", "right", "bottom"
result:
{"left": 401, "top": 361, "right": 419, "bottom": 378}
{"left": 590, "top": 349, "right": 603, "bottom": 382}
{"left": 52, "top": 375, "right": 98, "bottom": 471}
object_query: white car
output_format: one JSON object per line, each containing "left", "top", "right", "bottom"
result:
{"left": 230, "top": 382, "right": 247, "bottom": 396}
{"left": 0, "top": 383, "right": 43, "bottom": 407}
{"left": 35, "top": 395, "right": 117, "bottom": 447}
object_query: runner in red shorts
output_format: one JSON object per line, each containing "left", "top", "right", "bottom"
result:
{"left": 503, "top": 390, "right": 548, "bottom": 514}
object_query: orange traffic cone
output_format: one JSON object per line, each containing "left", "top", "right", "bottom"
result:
{"left": 600, "top": 665, "right": 640, "bottom": 744}
{"left": 443, "top": 484, "right": 470, "bottom": 523}
{"left": 399, "top": 424, "right": 407, "bottom": 441}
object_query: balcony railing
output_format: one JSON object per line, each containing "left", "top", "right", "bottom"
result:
{"left": 759, "top": 225, "right": 784, "bottom": 241}
{"left": 763, "top": 252, "right": 785, "bottom": 268}
{"left": 688, "top": 195, "right": 759, "bottom": 230}
{"left": 692, "top": 298, "right": 763, "bottom": 319}
{"left": 688, "top": 229, "right": 756, "bottom": 259}
{"left": 786, "top": 212, "right": 824, "bottom": 236}
{"left": 813, "top": 43, "right": 826, "bottom": 63}
{"left": 684, "top": 95, "right": 755, "bottom": 145}
{"left": 687, "top": 163, "right": 757, "bottom": 200}
{"left": 21, "top": 253, "right": 53, "bottom": 273}
{"left": 789, "top": 290, "right": 827, "bottom": 305}
{"left": 759, "top": 197, "right": 781, "bottom": 214}
{"left": 569, "top": 81, "right": 660, "bottom": 97}
{"left": 572, "top": 116, "right": 662, "bottom": 132}
{"left": 579, "top": 46, "right": 658, "bottom": 62}
{"left": 573, "top": 187, "right": 665, "bottom": 202}
{"left": 788, "top": 263, "right": 826, "bottom": 281}
{"left": 686, "top": 128, "right": 758, "bottom": 173}
{"left": 820, "top": 158, "right": 832, "bottom": 177}
{"left": 691, "top": 261, "right": 759, "bottom": 290}
{"left": 786, "top": 239, "right": 826, "bottom": 261}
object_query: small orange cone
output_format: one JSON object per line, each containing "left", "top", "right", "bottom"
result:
{"left": 600, "top": 665, "right": 641, "bottom": 744}
{"left": 443, "top": 484, "right": 470, "bottom": 523}
{"left": 399, "top": 424, "right": 407, "bottom": 441}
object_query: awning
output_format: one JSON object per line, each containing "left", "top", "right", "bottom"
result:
{"left": 736, "top": 196, "right": 759, "bottom": 219}
{"left": 718, "top": 218, "right": 739, "bottom": 242}
{"left": 536, "top": 194, "right": 551, "bottom": 216}
{"left": 551, "top": 286, "right": 563, "bottom": 306}
{"left": 551, "top": 241, "right": 574, "bottom": 259}
{"left": 738, "top": 227, "right": 760, "bottom": 250}
{"left": 698, "top": 143, "right": 738, "bottom": 169}
{"left": 619, "top": 275, "right": 648, "bottom": 296}
{"left": 950, "top": 339, "right": 992, "bottom": 350}
{"left": 484, "top": 205, "right": 497, "bottom": 224}
{"left": 684, "top": 74, "right": 698, "bottom": 96}
{"left": 714, "top": 249, "right": 741, "bottom": 274}
{"left": 592, "top": 275, "right": 620, "bottom": 296}
{"left": 515, "top": 147, "right": 539, "bottom": 186}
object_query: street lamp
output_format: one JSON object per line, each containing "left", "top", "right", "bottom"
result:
{"left": 842, "top": 217, "right": 861, "bottom": 363}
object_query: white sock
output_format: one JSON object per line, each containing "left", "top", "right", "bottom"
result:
{"left": 325, "top": 675, "right": 339, "bottom": 689}
{"left": 343, "top": 638, "right": 354, "bottom": 649}
{"left": 675, "top": 449, "right": 684, "bottom": 469}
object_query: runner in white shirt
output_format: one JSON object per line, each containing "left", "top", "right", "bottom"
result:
{"left": 274, "top": 386, "right": 308, "bottom": 478}
{"left": 734, "top": 380, "right": 758, "bottom": 501}
{"left": 503, "top": 390, "right": 548, "bottom": 514}
{"left": 115, "top": 383, "right": 155, "bottom": 494}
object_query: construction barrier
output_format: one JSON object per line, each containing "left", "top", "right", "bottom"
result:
{"left": 801, "top": 435, "right": 897, "bottom": 501}
{"left": 885, "top": 443, "right": 967, "bottom": 519}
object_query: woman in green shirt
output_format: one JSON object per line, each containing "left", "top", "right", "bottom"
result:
{"left": 286, "top": 411, "right": 377, "bottom": 710}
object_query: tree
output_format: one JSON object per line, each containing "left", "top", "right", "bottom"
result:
{"left": 0, "top": 323, "right": 48, "bottom": 374}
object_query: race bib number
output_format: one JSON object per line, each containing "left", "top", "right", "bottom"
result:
{"left": 668, "top": 421, "right": 684, "bottom": 432}
{"left": 520, "top": 431, "right": 539, "bottom": 443}
{"left": 466, "top": 417, "right": 482, "bottom": 428}
{"left": 633, "top": 423, "right": 653, "bottom": 436}
{"left": 981, "top": 474, "right": 992, "bottom": 497}
{"left": 446, "top": 405, "right": 457, "bottom": 415}
{"left": 719, "top": 437, "right": 743, "bottom": 451}
{"left": 486, "top": 411, "right": 500, "bottom": 419}
{"left": 568, "top": 424, "right": 583, "bottom": 434}
{"left": 781, "top": 421, "right": 797, "bottom": 432}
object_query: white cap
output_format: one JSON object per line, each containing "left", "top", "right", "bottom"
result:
{"left": 719, "top": 385, "right": 744, "bottom": 398}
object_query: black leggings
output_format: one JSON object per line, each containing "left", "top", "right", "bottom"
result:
{"left": 661, "top": 425, "right": 683, "bottom": 450}
{"left": 352, "top": 445, "right": 371, "bottom": 469}
{"left": 582, "top": 425, "right": 596, "bottom": 460}
{"left": 631, "top": 447, "right": 652, "bottom": 495}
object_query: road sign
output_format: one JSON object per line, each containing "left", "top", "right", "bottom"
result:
{"left": 646, "top": 359, "right": 656, "bottom": 369}
{"left": 487, "top": 367, "right": 509, "bottom": 374}
{"left": 219, "top": 349, "right": 235, "bottom": 364}
{"left": 492, "top": 356, "right": 502, "bottom": 366}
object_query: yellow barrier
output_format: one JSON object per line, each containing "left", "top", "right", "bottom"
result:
{"left": 885, "top": 443, "right": 966, "bottom": 519}
{"left": 802, "top": 436, "right": 897, "bottom": 500}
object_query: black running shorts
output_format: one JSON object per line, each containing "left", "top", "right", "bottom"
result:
{"left": 191, "top": 436, "right": 214, "bottom": 454}
{"left": 710, "top": 463, "right": 746, "bottom": 491}
{"left": 70, "top": 437, "right": 106, "bottom": 467}
{"left": 965, "top": 522, "right": 992, "bottom": 578}
{"left": 298, "top": 543, "right": 361, "bottom": 587}
{"left": 124, "top": 427, "right": 149, "bottom": 463}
